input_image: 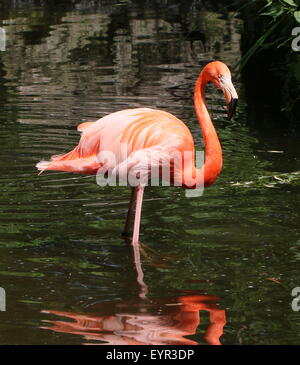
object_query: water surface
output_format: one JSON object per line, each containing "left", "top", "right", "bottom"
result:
{"left": 0, "top": 0, "right": 299, "bottom": 345}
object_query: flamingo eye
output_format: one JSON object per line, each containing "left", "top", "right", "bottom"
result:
{"left": 218, "top": 74, "right": 222, "bottom": 79}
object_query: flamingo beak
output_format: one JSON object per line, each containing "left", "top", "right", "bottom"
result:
{"left": 220, "top": 76, "right": 238, "bottom": 120}
{"left": 228, "top": 97, "right": 238, "bottom": 121}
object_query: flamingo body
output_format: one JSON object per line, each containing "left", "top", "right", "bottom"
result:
{"left": 37, "top": 108, "right": 195, "bottom": 184}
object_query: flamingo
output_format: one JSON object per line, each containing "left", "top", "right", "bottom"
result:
{"left": 36, "top": 61, "right": 238, "bottom": 246}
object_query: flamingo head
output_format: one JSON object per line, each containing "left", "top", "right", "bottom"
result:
{"left": 203, "top": 61, "right": 238, "bottom": 120}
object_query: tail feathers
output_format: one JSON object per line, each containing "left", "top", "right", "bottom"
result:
{"left": 36, "top": 145, "right": 100, "bottom": 175}
{"left": 36, "top": 157, "right": 101, "bottom": 175}
{"left": 50, "top": 146, "right": 80, "bottom": 162}
{"left": 36, "top": 160, "right": 51, "bottom": 175}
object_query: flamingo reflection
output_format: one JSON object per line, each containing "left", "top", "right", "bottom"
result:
{"left": 41, "top": 244, "right": 226, "bottom": 345}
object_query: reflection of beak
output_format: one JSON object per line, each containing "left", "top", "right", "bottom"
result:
{"left": 220, "top": 76, "right": 238, "bottom": 120}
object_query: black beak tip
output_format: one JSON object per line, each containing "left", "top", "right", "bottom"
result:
{"left": 228, "top": 98, "right": 238, "bottom": 120}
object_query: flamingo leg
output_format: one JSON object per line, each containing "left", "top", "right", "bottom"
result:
{"left": 131, "top": 185, "right": 145, "bottom": 246}
{"left": 122, "top": 187, "right": 137, "bottom": 237}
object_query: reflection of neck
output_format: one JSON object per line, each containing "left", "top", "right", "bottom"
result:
{"left": 132, "top": 244, "right": 148, "bottom": 300}
{"left": 193, "top": 72, "right": 223, "bottom": 187}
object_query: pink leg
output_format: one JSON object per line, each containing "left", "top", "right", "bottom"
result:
{"left": 131, "top": 186, "right": 145, "bottom": 246}
{"left": 123, "top": 188, "right": 137, "bottom": 236}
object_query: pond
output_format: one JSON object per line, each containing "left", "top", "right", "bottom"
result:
{"left": 0, "top": 0, "right": 299, "bottom": 345}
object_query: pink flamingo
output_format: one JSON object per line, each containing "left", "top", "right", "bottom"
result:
{"left": 36, "top": 61, "right": 238, "bottom": 245}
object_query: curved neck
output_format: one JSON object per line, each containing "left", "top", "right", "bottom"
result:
{"left": 189, "top": 71, "right": 223, "bottom": 188}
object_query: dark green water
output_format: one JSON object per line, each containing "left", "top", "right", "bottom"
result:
{"left": 0, "top": 1, "right": 299, "bottom": 345}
